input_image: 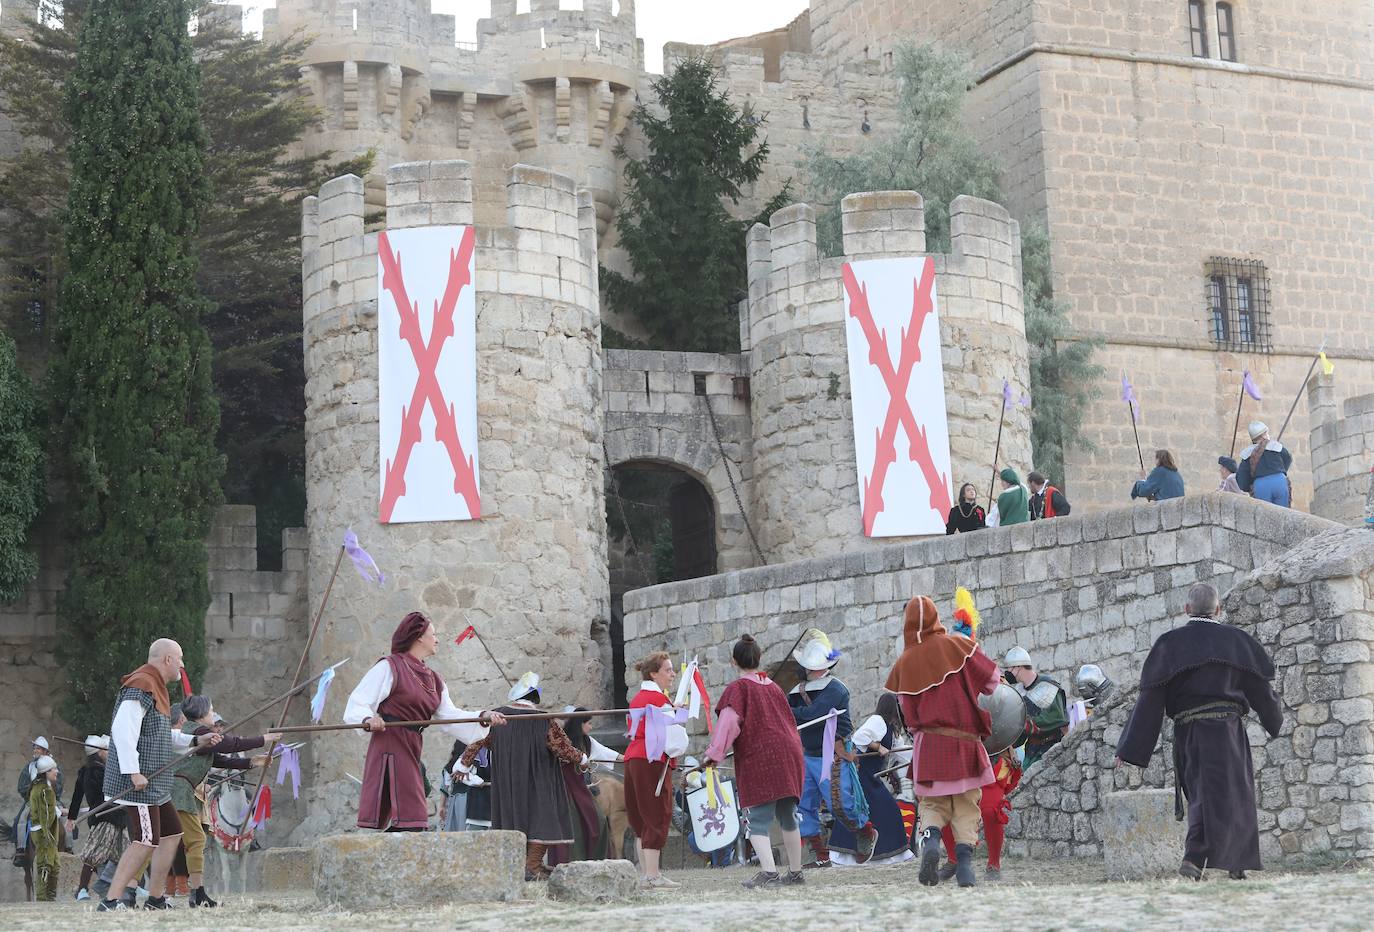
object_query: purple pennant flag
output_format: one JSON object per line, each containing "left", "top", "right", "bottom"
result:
{"left": 1018, "top": 393, "right": 1031, "bottom": 408}
{"left": 1121, "top": 374, "right": 1140, "bottom": 421}
{"left": 643, "top": 705, "right": 690, "bottom": 761}
{"left": 817, "top": 710, "right": 839, "bottom": 791}
{"left": 343, "top": 529, "right": 385, "bottom": 586}
{"left": 626, "top": 707, "right": 646, "bottom": 740}
{"left": 274, "top": 745, "right": 301, "bottom": 800}
{"left": 309, "top": 667, "right": 335, "bottom": 723}
{"left": 1002, "top": 379, "right": 1013, "bottom": 409}
{"left": 1242, "top": 370, "right": 1262, "bottom": 401}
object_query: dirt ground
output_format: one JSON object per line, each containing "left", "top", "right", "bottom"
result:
{"left": 1, "top": 856, "right": 1369, "bottom": 931}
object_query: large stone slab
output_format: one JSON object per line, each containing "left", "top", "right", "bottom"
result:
{"left": 315, "top": 830, "right": 524, "bottom": 908}
{"left": 547, "top": 860, "right": 639, "bottom": 903}
{"left": 1102, "top": 789, "right": 1187, "bottom": 879}
{"left": 248, "top": 846, "right": 318, "bottom": 892}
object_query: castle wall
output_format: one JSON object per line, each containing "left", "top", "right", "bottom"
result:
{"left": 296, "top": 160, "right": 609, "bottom": 839}
{"left": 623, "top": 494, "right": 1340, "bottom": 736}
{"left": 1309, "top": 372, "right": 1374, "bottom": 527}
{"left": 1010, "top": 525, "right": 1374, "bottom": 865}
{"left": 745, "top": 192, "right": 1031, "bottom": 564}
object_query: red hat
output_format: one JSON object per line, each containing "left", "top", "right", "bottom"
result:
{"left": 390, "top": 612, "right": 431, "bottom": 653}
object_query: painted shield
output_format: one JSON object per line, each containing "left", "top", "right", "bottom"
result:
{"left": 685, "top": 777, "right": 741, "bottom": 853}
{"left": 980, "top": 683, "right": 1025, "bottom": 754}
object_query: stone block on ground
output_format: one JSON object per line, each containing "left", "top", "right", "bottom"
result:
{"left": 1102, "top": 789, "right": 1187, "bottom": 879}
{"left": 248, "top": 846, "right": 317, "bottom": 892}
{"left": 315, "top": 830, "right": 524, "bottom": 908}
{"left": 547, "top": 859, "right": 639, "bottom": 903}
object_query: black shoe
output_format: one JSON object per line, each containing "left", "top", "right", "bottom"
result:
{"left": 918, "top": 828, "right": 941, "bottom": 887}
{"left": 96, "top": 899, "right": 129, "bottom": 912}
{"left": 740, "top": 870, "right": 780, "bottom": 889}
{"left": 143, "top": 895, "right": 174, "bottom": 910}
{"left": 954, "top": 843, "right": 976, "bottom": 888}
{"left": 1228, "top": 870, "right": 1246, "bottom": 880}
{"left": 938, "top": 861, "right": 958, "bottom": 881}
{"left": 781, "top": 870, "right": 804, "bottom": 886}
{"left": 190, "top": 886, "right": 218, "bottom": 908}
{"left": 1179, "top": 859, "right": 1203, "bottom": 881}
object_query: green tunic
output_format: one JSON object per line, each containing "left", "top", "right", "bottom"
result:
{"left": 996, "top": 484, "right": 1030, "bottom": 526}
{"left": 29, "top": 780, "right": 60, "bottom": 900}
{"left": 172, "top": 722, "right": 212, "bottom": 813}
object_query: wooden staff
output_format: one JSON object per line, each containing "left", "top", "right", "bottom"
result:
{"left": 1276, "top": 342, "right": 1326, "bottom": 442}
{"left": 238, "top": 543, "right": 346, "bottom": 838}
{"left": 1228, "top": 376, "right": 1247, "bottom": 459}
{"left": 1128, "top": 399, "right": 1145, "bottom": 474}
{"left": 73, "top": 662, "right": 345, "bottom": 826}
{"left": 270, "top": 707, "right": 634, "bottom": 735}
{"left": 469, "top": 628, "right": 514, "bottom": 687}
{"left": 987, "top": 400, "right": 1007, "bottom": 511}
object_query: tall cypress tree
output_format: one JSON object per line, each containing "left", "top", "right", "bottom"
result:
{"left": 53, "top": 0, "right": 223, "bottom": 730}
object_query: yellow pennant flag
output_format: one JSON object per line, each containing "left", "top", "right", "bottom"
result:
{"left": 1320, "top": 352, "right": 1335, "bottom": 376}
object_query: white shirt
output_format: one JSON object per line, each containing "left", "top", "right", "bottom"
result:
{"left": 588, "top": 736, "right": 619, "bottom": 764}
{"left": 343, "top": 659, "right": 489, "bottom": 745}
{"left": 111, "top": 701, "right": 196, "bottom": 775}
{"left": 851, "top": 714, "right": 888, "bottom": 749}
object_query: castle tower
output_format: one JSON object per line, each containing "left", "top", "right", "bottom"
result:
{"left": 1308, "top": 371, "right": 1374, "bottom": 528}
{"left": 295, "top": 160, "right": 608, "bottom": 837}
{"left": 744, "top": 192, "right": 1031, "bottom": 564}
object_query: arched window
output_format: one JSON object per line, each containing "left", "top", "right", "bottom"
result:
{"left": 1216, "top": 2, "right": 1237, "bottom": 61}
{"left": 1188, "top": 0, "right": 1209, "bottom": 57}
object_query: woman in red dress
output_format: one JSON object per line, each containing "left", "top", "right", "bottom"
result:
{"left": 704, "top": 635, "right": 807, "bottom": 889}
{"left": 624, "top": 651, "right": 685, "bottom": 889}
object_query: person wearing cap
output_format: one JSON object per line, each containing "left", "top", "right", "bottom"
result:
{"left": 1217, "top": 456, "right": 1244, "bottom": 494}
{"left": 787, "top": 629, "right": 868, "bottom": 869}
{"left": 1004, "top": 647, "right": 1069, "bottom": 767}
{"left": 1235, "top": 421, "right": 1293, "bottom": 506}
{"left": 994, "top": 468, "right": 1030, "bottom": 526}
{"left": 1027, "top": 471, "right": 1070, "bottom": 520}
{"left": 1117, "top": 583, "right": 1282, "bottom": 880}
{"left": 66, "top": 735, "right": 127, "bottom": 902}
{"left": 13, "top": 736, "right": 61, "bottom": 867}
{"left": 1131, "top": 449, "right": 1185, "bottom": 502}
{"left": 886, "top": 595, "right": 1000, "bottom": 888}
{"left": 622, "top": 651, "right": 688, "bottom": 889}
{"left": 173, "top": 694, "right": 281, "bottom": 907}
{"left": 28, "top": 755, "right": 62, "bottom": 900}
{"left": 100, "top": 639, "right": 223, "bottom": 912}
{"left": 457, "top": 672, "right": 588, "bottom": 881}
{"left": 345, "top": 612, "right": 506, "bottom": 833}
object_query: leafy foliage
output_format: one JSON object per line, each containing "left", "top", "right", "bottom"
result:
{"left": 601, "top": 58, "right": 790, "bottom": 352}
{"left": 51, "top": 0, "right": 223, "bottom": 731}
{"left": 0, "top": 331, "right": 45, "bottom": 603}
{"left": 805, "top": 42, "right": 1102, "bottom": 482}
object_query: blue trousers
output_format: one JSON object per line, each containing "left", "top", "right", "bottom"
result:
{"left": 1252, "top": 473, "right": 1289, "bottom": 507}
{"left": 798, "top": 754, "right": 862, "bottom": 838}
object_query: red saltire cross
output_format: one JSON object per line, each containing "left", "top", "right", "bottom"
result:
{"left": 842, "top": 257, "right": 952, "bottom": 534}
{"left": 377, "top": 226, "right": 481, "bottom": 522}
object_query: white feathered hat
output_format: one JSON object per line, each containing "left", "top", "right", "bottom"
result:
{"left": 793, "top": 629, "right": 841, "bottom": 672}
{"left": 508, "top": 671, "right": 541, "bottom": 703}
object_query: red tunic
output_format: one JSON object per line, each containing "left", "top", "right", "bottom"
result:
{"left": 715, "top": 675, "right": 805, "bottom": 809}
{"left": 899, "top": 649, "right": 999, "bottom": 793}
{"left": 357, "top": 653, "right": 443, "bottom": 829}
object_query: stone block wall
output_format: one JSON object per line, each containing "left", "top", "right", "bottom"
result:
{"left": 1309, "top": 371, "right": 1374, "bottom": 528}
{"left": 744, "top": 192, "right": 1031, "bottom": 565}
{"left": 623, "top": 494, "right": 1339, "bottom": 733}
{"left": 1009, "top": 525, "right": 1374, "bottom": 865}
{"left": 297, "top": 160, "right": 609, "bottom": 839}
{"left": 604, "top": 349, "right": 756, "bottom": 574}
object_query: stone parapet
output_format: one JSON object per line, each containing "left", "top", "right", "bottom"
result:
{"left": 1309, "top": 371, "right": 1374, "bottom": 527}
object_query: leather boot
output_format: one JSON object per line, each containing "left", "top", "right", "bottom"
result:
{"left": 918, "top": 827, "right": 942, "bottom": 887}
{"left": 954, "top": 843, "right": 976, "bottom": 887}
{"left": 524, "top": 843, "right": 549, "bottom": 881}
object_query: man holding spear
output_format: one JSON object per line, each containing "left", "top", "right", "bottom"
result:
{"left": 98, "top": 638, "right": 223, "bottom": 912}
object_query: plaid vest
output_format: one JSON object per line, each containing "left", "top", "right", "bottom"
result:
{"left": 103, "top": 687, "right": 176, "bottom": 806}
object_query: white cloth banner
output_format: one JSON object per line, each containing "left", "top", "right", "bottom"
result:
{"left": 842, "top": 256, "right": 953, "bottom": 537}
{"left": 377, "top": 225, "right": 481, "bottom": 523}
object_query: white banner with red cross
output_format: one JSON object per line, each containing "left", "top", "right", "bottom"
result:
{"left": 376, "top": 225, "right": 481, "bottom": 523}
{"left": 842, "top": 256, "right": 953, "bottom": 537}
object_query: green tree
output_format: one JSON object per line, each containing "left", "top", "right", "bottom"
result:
{"left": 805, "top": 42, "right": 1101, "bottom": 482}
{"left": 0, "top": 1, "right": 369, "bottom": 565}
{"left": 0, "top": 331, "right": 45, "bottom": 603}
{"left": 601, "top": 57, "right": 791, "bottom": 353}
{"left": 52, "top": 0, "right": 224, "bottom": 731}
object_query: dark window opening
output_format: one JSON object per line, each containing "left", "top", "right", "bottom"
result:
{"left": 1216, "top": 2, "right": 1237, "bottom": 61}
{"left": 693, "top": 372, "right": 707, "bottom": 396}
{"left": 1188, "top": 0, "right": 1209, "bottom": 57}
{"left": 1206, "top": 258, "right": 1271, "bottom": 353}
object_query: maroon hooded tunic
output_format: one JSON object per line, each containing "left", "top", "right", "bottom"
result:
{"left": 357, "top": 653, "right": 444, "bottom": 830}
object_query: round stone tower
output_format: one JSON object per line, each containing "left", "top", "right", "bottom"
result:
{"left": 743, "top": 191, "right": 1032, "bottom": 564}
{"left": 1308, "top": 370, "right": 1374, "bottom": 527}
{"left": 296, "top": 160, "right": 608, "bottom": 837}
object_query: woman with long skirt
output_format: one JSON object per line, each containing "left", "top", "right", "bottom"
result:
{"left": 828, "top": 694, "right": 915, "bottom": 866}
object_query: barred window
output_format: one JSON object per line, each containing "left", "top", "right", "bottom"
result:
{"left": 1188, "top": 1, "right": 1209, "bottom": 57}
{"left": 1216, "top": 2, "right": 1237, "bottom": 61}
{"left": 1206, "top": 258, "right": 1270, "bottom": 352}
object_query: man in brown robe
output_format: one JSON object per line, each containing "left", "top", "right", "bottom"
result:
{"left": 458, "top": 672, "right": 588, "bottom": 880}
{"left": 1116, "top": 583, "right": 1283, "bottom": 879}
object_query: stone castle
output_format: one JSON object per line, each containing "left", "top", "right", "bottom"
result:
{"left": 2, "top": 0, "right": 1373, "bottom": 850}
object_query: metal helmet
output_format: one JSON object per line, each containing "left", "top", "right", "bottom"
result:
{"left": 1075, "top": 664, "right": 1113, "bottom": 701}
{"left": 1004, "top": 646, "right": 1033, "bottom": 668}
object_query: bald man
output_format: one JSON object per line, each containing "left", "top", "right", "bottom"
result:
{"left": 98, "top": 640, "right": 221, "bottom": 911}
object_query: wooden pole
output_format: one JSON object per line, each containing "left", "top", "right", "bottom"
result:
{"left": 1128, "top": 401, "right": 1145, "bottom": 474}
{"left": 1229, "top": 377, "right": 1247, "bottom": 459}
{"left": 270, "top": 707, "right": 634, "bottom": 735}
{"left": 471, "top": 629, "right": 514, "bottom": 687}
{"left": 1276, "top": 349, "right": 1324, "bottom": 442}
{"left": 986, "top": 402, "right": 1007, "bottom": 511}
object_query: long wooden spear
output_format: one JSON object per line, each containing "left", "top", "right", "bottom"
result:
{"left": 72, "top": 660, "right": 347, "bottom": 827}
{"left": 1276, "top": 340, "right": 1327, "bottom": 442}
{"left": 269, "top": 707, "right": 634, "bottom": 735}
